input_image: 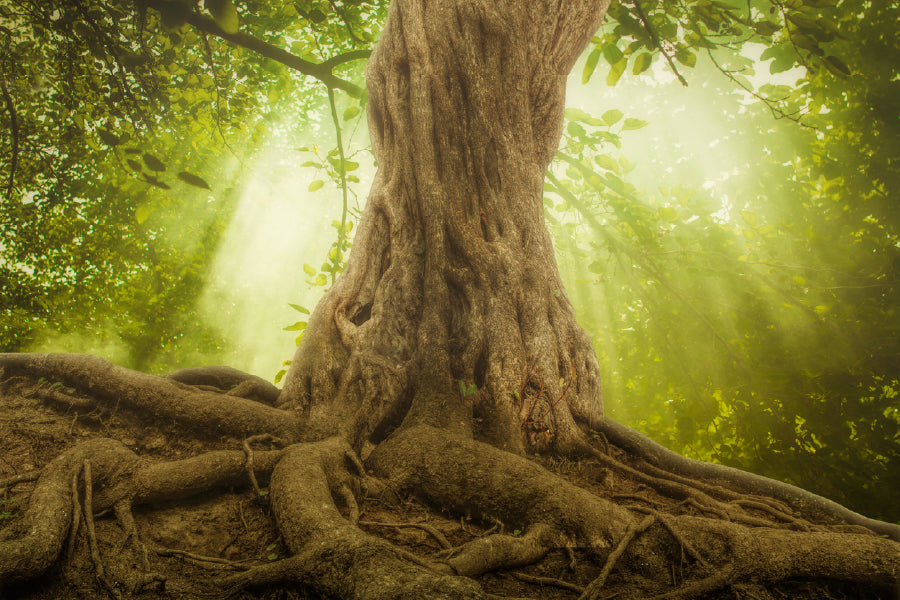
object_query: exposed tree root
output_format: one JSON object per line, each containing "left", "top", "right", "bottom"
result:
{"left": 82, "top": 459, "right": 122, "bottom": 599}
{"left": 2, "top": 359, "right": 899, "bottom": 599}
{"left": 591, "top": 416, "right": 900, "bottom": 541}
{"left": 165, "top": 366, "right": 281, "bottom": 406}
{"left": 0, "top": 435, "right": 282, "bottom": 587}
{"left": 509, "top": 570, "right": 585, "bottom": 594}
{"left": 359, "top": 520, "right": 453, "bottom": 549}
{"left": 367, "top": 425, "right": 900, "bottom": 596}
{"left": 0, "top": 353, "right": 303, "bottom": 441}
{"left": 580, "top": 514, "right": 657, "bottom": 599}
{"left": 215, "top": 437, "right": 511, "bottom": 600}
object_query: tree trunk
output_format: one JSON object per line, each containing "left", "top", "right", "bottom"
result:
{"left": 4, "top": 1, "right": 899, "bottom": 598}
{"left": 281, "top": 0, "right": 610, "bottom": 456}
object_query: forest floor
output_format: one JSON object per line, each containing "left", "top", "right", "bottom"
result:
{"left": 0, "top": 387, "right": 891, "bottom": 600}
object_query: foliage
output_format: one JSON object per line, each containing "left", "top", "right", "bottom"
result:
{"left": 546, "top": 0, "right": 899, "bottom": 521}
{"left": 1, "top": 0, "right": 896, "bottom": 523}
{"left": 0, "top": 0, "right": 379, "bottom": 371}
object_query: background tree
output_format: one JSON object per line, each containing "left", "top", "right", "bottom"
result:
{"left": 1, "top": 1, "right": 898, "bottom": 599}
{"left": 545, "top": 0, "right": 899, "bottom": 522}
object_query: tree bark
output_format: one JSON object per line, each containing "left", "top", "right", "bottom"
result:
{"left": 281, "top": 0, "right": 612, "bottom": 456}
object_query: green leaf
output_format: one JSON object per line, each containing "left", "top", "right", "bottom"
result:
{"left": 740, "top": 210, "right": 758, "bottom": 226}
{"left": 791, "top": 33, "right": 823, "bottom": 55}
{"left": 303, "top": 263, "right": 317, "bottom": 277}
{"left": 582, "top": 48, "right": 601, "bottom": 84}
{"left": 753, "top": 20, "right": 782, "bottom": 36}
{"left": 283, "top": 321, "right": 307, "bottom": 331}
{"left": 205, "top": 0, "right": 240, "bottom": 34}
{"left": 289, "top": 304, "right": 310, "bottom": 314}
{"left": 314, "top": 274, "right": 327, "bottom": 286}
{"left": 675, "top": 47, "right": 697, "bottom": 68}
{"left": 159, "top": 0, "right": 191, "bottom": 30}
{"left": 135, "top": 204, "right": 151, "bottom": 224}
{"left": 343, "top": 106, "right": 360, "bottom": 120}
{"left": 659, "top": 206, "right": 679, "bottom": 222}
{"left": 142, "top": 153, "right": 166, "bottom": 172}
{"left": 458, "top": 380, "right": 477, "bottom": 397}
{"left": 602, "top": 44, "right": 624, "bottom": 65}
{"left": 621, "top": 118, "right": 648, "bottom": 131}
{"left": 307, "top": 8, "right": 327, "bottom": 23}
{"left": 97, "top": 130, "right": 121, "bottom": 146}
{"left": 632, "top": 52, "right": 652, "bottom": 75}
{"left": 601, "top": 109, "right": 624, "bottom": 126}
{"left": 594, "top": 155, "right": 620, "bottom": 173}
{"left": 177, "top": 171, "right": 211, "bottom": 190}
{"left": 144, "top": 176, "right": 170, "bottom": 190}
{"left": 567, "top": 121, "right": 587, "bottom": 139}
{"left": 127, "top": 159, "right": 143, "bottom": 172}
{"left": 606, "top": 59, "right": 627, "bottom": 86}
{"left": 274, "top": 369, "right": 287, "bottom": 384}
{"left": 824, "top": 55, "right": 850, "bottom": 77}
{"left": 308, "top": 180, "right": 325, "bottom": 192}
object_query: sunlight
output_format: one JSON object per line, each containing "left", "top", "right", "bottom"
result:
{"left": 200, "top": 140, "right": 336, "bottom": 379}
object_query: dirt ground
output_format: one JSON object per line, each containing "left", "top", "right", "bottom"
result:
{"left": 0, "top": 386, "right": 891, "bottom": 600}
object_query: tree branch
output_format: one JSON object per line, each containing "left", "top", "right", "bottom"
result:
{"left": 631, "top": 0, "right": 689, "bottom": 87}
{"left": 0, "top": 78, "right": 19, "bottom": 201}
{"left": 144, "top": 1, "right": 366, "bottom": 98}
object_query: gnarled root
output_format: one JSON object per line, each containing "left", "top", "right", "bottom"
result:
{"left": 216, "top": 437, "right": 505, "bottom": 599}
{"left": 0, "top": 437, "right": 282, "bottom": 587}
{"left": 0, "top": 353, "right": 302, "bottom": 440}
{"left": 368, "top": 426, "right": 900, "bottom": 598}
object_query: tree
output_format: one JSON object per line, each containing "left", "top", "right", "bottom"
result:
{"left": 1, "top": 1, "right": 898, "bottom": 599}
{"left": 545, "top": 0, "right": 900, "bottom": 523}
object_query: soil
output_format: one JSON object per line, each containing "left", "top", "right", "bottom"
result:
{"left": 1, "top": 387, "right": 894, "bottom": 600}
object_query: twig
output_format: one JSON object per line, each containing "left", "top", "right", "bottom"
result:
{"left": 579, "top": 514, "right": 656, "bottom": 599}
{"left": 631, "top": 0, "right": 688, "bottom": 86}
{"left": 656, "top": 513, "right": 710, "bottom": 570}
{"left": 83, "top": 459, "right": 122, "bottom": 599}
{"left": 66, "top": 466, "right": 83, "bottom": 559}
{"left": 325, "top": 0, "right": 366, "bottom": 46}
{"left": 113, "top": 499, "right": 151, "bottom": 572}
{"left": 338, "top": 483, "right": 359, "bottom": 525}
{"left": 0, "top": 78, "right": 19, "bottom": 200}
{"left": 326, "top": 85, "right": 349, "bottom": 286}
{"left": 0, "top": 472, "right": 38, "bottom": 494}
{"left": 359, "top": 520, "right": 452, "bottom": 549}
{"left": 151, "top": 545, "right": 252, "bottom": 570}
{"left": 242, "top": 434, "right": 283, "bottom": 502}
{"left": 510, "top": 570, "right": 585, "bottom": 593}
{"left": 141, "top": 0, "right": 365, "bottom": 97}
{"left": 238, "top": 499, "right": 249, "bottom": 532}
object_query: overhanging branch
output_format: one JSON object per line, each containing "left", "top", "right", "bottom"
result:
{"left": 1, "top": 78, "right": 19, "bottom": 201}
{"left": 145, "top": 0, "right": 366, "bottom": 98}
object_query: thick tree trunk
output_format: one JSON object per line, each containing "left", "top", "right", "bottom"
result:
{"left": 281, "top": 0, "right": 611, "bottom": 455}
{"left": 4, "top": 3, "right": 900, "bottom": 598}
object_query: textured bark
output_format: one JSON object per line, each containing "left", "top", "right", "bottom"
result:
{"left": 281, "top": 0, "right": 610, "bottom": 455}
{"left": 2, "top": 1, "right": 899, "bottom": 599}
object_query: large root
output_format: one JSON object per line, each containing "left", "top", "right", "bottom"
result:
{"left": 367, "top": 425, "right": 900, "bottom": 598}
{"left": 2, "top": 358, "right": 898, "bottom": 599}
{"left": 0, "top": 353, "right": 302, "bottom": 440}
{"left": 0, "top": 437, "right": 282, "bottom": 587}
{"left": 216, "top": 437, "right": 517, "bottom": 599}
